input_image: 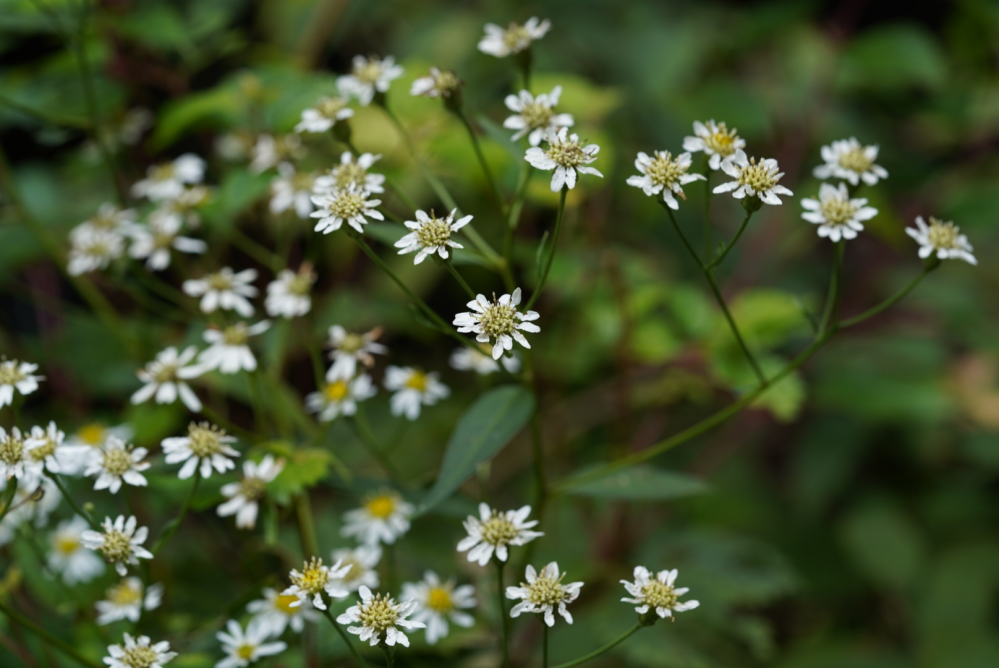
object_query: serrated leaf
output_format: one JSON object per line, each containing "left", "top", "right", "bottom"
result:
{"left": 562, "top": 466, "right": 708, "bottom": 500}
{"left": 417, "top": 385, "right": 535, "bottom": 514}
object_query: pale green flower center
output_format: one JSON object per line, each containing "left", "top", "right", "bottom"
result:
{"left": 100, "top": 529, "right": 133, "bottom": 563}
{"left": 149, "top": 163, "right": 175, "bottom": 183}
{"left": 0, "top": 361, "right": 26, "bottom": 386}
{"left": 207, "top": 273, "right": 234, "bottom": 291}
{"left": 545, "top": 138, "right": 588, "bottom": 168}
{"left": 152, "top": 362, "right": 179, "bottom": 384}
{"left": 502, "top": 23, "right": 532, "bottom": 52}
{"left": 641, "top": 579, "right": 678, "bottom": 610}
{"left": 525, "top": 571, "right": 567, "bottom": 607}
{"left": 736, "top": 158, "right": 779, "bottom": 193}
{"left": 187, "top": 423, "right": 228, "bottom": 458}
{"left": 318, "top": 97, "right": 348, "bottom": 118}
{"left": 339, "top": 555, "right": 365, "bottom": 583}
{"left": 221, "top": 324, "right": 249, "bottom": 346}
{"left": 152, "top": 231, "right": 174, "bottom": 250}
{"left": 291, "top": 557, "right": 330, "bottom": 595}
{"left": 55, "top": 534, "right": 80, "bottom": 555}
{"left": 702, "top": 123, "right": 739, "bottom": 156}
{"left": 358, "top": 594, "right": 400, "bottom": 633}
{"left": 645, "top": 151, "right": 686, "bottom": 189}
{"left": 102, "top": 447, "right": 134, "bottom": 476}
{"left": 326, "top": 190, "right": 366, "bottom": 219}
{"left": 927, "top": 218, "right": 961, "bottom": 249}
{"left": 837, "top": 146, "right": 873, "bottom": 173}
{"left": 28, "top": 437, "right": 56, "bottom": 462}
{"left": 286, "top": 272, "right": 313, "bottom": 296}
{"left": 119, "top": 645, "right": 159, "bottom": 668}
{"left": 520, "top": 101, "right": 554, "bottom": 129}
{"left": 480, "top": 514, "right": 519, "bottom": 546}
{"left": 0, "top": 434, "right": 24, "bottom": 465}
{"left": 354, "top": 61, "right": 383, "bottom": 85}
{"left": 291, "top": 172, "right": 315, "bottom": 192}
{"left": 337, "top": 333, "right": 366, "bottom": 353}
{"left": 819, "top": 196, "right": 857, "bottom": 225}
{"left": 415, "top": 217, "right": 452, "bottom": 249}
{"left": 477, "top": 301, "right": 519, "bottom": 339}
{"left": 331, "top": 163, "right": 368, "bottom": 190}
{"left": 237, "top": 476, "right": 266, "bottom": 500}
{"left": 432, "top": 70, "right": 461, "bottom": 95}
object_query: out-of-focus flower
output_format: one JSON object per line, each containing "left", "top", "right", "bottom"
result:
{"left": 478, "top": 18, "right": 551, "bottom": 57}
{"left": 337, "top": 56, "right": 404, "bottom": 106}
{"left": 183, "top": 267, "right": 258, "bottom": 318}
{"left": 250, "top": 134, "right": 302, "bottom": 173}
{"left": 384, "top": 366, "right": 449, "bottom": 420}
{"left": 313, "top": 152, "right": 386, "bottom": 195}
{"left": 162, "top": 422, "right": 239, "bottom": 480}
{"left": 306, "top": 374, "right": 376, "bottom": 422}
{"left": 329, "top": 545, "right": 382, "bottom": 593}
{"left": 47, "top": 516, "right": 106, "bottom": 584}
{"left": 247, "top": 586, "right": 320, "bottom": 636}
{"left": 906, "top": 216, "right": 977, "bottom": 265}
{"left": 265, "top": 265, "right": 316, "bottom": 319}
{"left": 449, "top": 345, "right": 521, "bottom": 375}
{"left": 217, "top": 455, "right": 285, "bottom": 530}
{"left": 402, "top": 571, "right": 476, "bottom": 644}
{"left": 131, "top": 154, "right": 206, "bottom": 201}
{"left": 269, "top": 163, "right": 316, "bottom": 218}
{"left": 131, "top": 346, "right": 204, "bottom": 412}
{"left": 125, "top": 209, "right": 207, "bottom": 271}
{"left": 341, "top": 491, "right": 413, "bottom": 546}
{"left": 216, "top": 619, "right": 287, "bottom": 668}
{"left": 503, "top": 86, "right": 573, "bottom": 146}
{"left": 813, "top": 137, "right": 888, "bottom": 186}
{"left": 95, "top": 577, "right": 163, "bottom": 625}
{"left": 800, "top": 182, "right": 878, "bottom": 243}
{"left": 197, "top": 321, "right": 271, "bottom": 375}
{"left": 24, "top": 421, "right": 72, "bottom": 478}
{"left": 326, "top": 325, "right": 387, "bottom": 381}
{"left": 411, "top": 68, "right": 463, "bottom": 99}
{"left": 68, "top": 227, "right": 125, "bottom": 275}
{"left": 0, "top": 359, "right": 43, "bottom": 408}
{"left": 295, "top": 95, "right": 354, "bottom": 133}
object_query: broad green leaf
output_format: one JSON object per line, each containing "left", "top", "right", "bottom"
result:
{"left": 418, "top": 385, "right": 535, "bottom": 514}
{"left": 562, "top": 466, "right": 708, "bottom": 501}
{"left": 152, "top": 86, "right": 242, "bottom": 150}
{"left": 837, "top": 24, "right": 947, "bottom": 91}
{"left": 263, "top": 443, "right": 333, "bottom": 505}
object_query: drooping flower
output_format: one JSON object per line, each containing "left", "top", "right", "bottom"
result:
{"left": 800, "top": 182, "right": 878, "bottom": 242}
{"left": 265, "top": 265, "right": 316, "bottom": 319}
{"left": 813, "top": 137, "right": 888, "bottom": 186}
{"left": 103, "top": 633, "right": 176, "bottom": 668}
{"left": 453, "top": 288, "right": 540, "bottom": 360}
{"left": 478, "top": 17, "right": 551, "bottom": 57}
{"left": 329, "top": 545, "right": 382, "bottom": 593}
{"left": 525, "top": 127, "right": 602, "bottom": 192}
{"left": 217, "top": 455, "right": 285, "bottom": 530}
{"left": 313, "top": 152, "right": 386, "bottom": 195}
{"left": 95, "top": 577, "right": 163, "bottom": 625}
{"left": 341, "top": 491, "right": 413, "bottom": 546}
{"left": 337, "top": 55, "right": 405, "bottom": 106}
{"left": 216, "top": 619, "right": 288, "bottom": 668}
{"left": 80, "top": 515, "right": 153, "bottom": 577}
{"left": 506, "top": 562, "right": 583, "bottom": 626}
{"left": 247, "top": 586, "right": 320, "bottom": 636}
{"left": 627, "top": 150, "right": 706, "bottom": 208}
{"left": 197, "top": 321, "right": 272, "bottom": 374}
{"left": 183, "top": 267, "right": 259, "bottom": 318}
{"left": 402, "top": 571, "right": 476, "bottom": 645}
{"left": 713, "top": 149, "right": 794, "bottom": 206}
{"left": 269, "top": 163, "right": 316, "bottom": 218}
{"left": 326, "top": 325, "right": 387, "bottom": 381}
{"left": 305, "top": 374, "right": 377, "bottom": 422}
{"left": 124, "top": 208, "right": 207, "bottom": 271}
{"left": 905, "top": 216, "right": 977, "bottom": 265}
{"left": 383, "top": 366, "right": 450, "bottom": 420}
{"left": 47, "top": 516, "right": 106, "bottom": 584}
{"left": 0, "top": 359, "right": 43, "bottom": 408}
{"left": 449, "top": 345, "right": 521, "bottom": 375}
{"left": 295, "top": 95, "right": 354, "bottom": 134}
{"left": 131, "top": 153, "right": 206, "bottom": 201}
{"left": 395, "top": 209, "right": 473, "bottom": 264}
{"left": 282, "top": 557, "right": 352, "bottom": 611}
{"left": 682, "top": 120, "right": 746, "bottom": 170}
{"left": 457, "top": 503, "right": 543, "bottom": 566}
{"left": 131, "top": 346, "right": 204, "bottom": 412}
{"left": 249, "top": 134, "right": 303, "bottom": 173}
{"left": 336, "top": 586, "right": 425, "bottom": 647}
{"left": 161, "top": 422, "right": 239, "bottom": 480}
{"left": 620, "top": 566, "right": 699, "bottom": 619}
{"left": 410, "top": 67, "right": 463, "bottom": 99}
{"left": 80, "top": 436, "right": 150, "bottom": 494}
{"left": 503, "top": 86, "right": 574, "bottom": 146}
{"left": 310, "top": 184, "right": 384, "bottom": 235}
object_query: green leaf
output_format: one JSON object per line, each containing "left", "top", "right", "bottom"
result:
{"left": 562, "top": 466, "right": 708, "bottom": 501}
{"left": 418, "top": 385, "right": 535, "bottom": 514}
{"left": 152, "top": 86, "right": 242, "bottom": 150}
{"left": 837, "top": 24, "right": 947, "bottom": 91}
{"left": 263, "top": 442, "right": 333, "bottom": 505}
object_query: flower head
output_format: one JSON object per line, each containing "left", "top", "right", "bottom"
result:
{"left": 131, "top": 153, "right": 206, "bottom": 201}
{"left": 682, "top": 120, "right": 746, "bottom": 170}
{"left": 504, "top": 86, "right": 574, "bottom": 146}
{"left": 0, "top": 427, "right": 35, "bottom": 482}
{"left": 104, "top": 633, "right": 176, "bottom": 668}
{"left": 383, "top": 366, "right": 450, "bottom": 420}
{"left": 68, "top": 227, "right": 125, "bottom": 275}
{"left": 131, "top": 346, "right": 204, "bottom": 412}
{"left": 906, "top": 216, "right": 976, "bottom": 265}
{"left": 95, "top": 577, "right": 163, "bottom": 625}
{"left": 216, "top": 619, "right": 288, "bottom": 668}
{"left": 449, "top": 345, "right": 521, "bottom": 375}
{"left": 330, "top": 545, "right": 382, "bottom": 593}
{"left": 265, "top": 265, "right": 316, "bottom": 319}
{"left": 627, "top": 150, "right": 706, "bottom": 208}
{"left": 621, "top": 566, "right": 699, "bottom": 620}
{"left": 337, "top": 55, "right": 404, "bottom": 106}
{"left": 282, "top": 557, "right": 352, "bottom": 611}
{"left": 306, "top": 374, "right": 377, "bottom": 422}
{"left": 247, "top": 586, "right": 320, "bottom": 636}
{"left": 395, "top": 208, "right": 472, "bottom": 264}
{"left": 24, "top": 421, "right": 73, "bottom": 479}
{"left": 411, "top": 67, "right": 463, "bottom": 99}
{"left": 250, "top": 134, "right": 303, "bottom": 173}
{"left": 162, "top": 422, "right": 239, "bottom": 480}
{"left": 800, "top": 182, "right": 878, "bottom": 242}
{"left": 506, "top": 562, "right": 583, "bottom": 627}
{"left": 80, "top": 515, "right": 153, "bottom": 576}
{"left": 478, "top": 17, "right": 551, "bottom": 57}
{"left": 713, "top": 149, "right": 793, "bottom": 206}
{"left": 269, "top": 163, "right": 316, "bottom": 218}
{"left": 457, "top": 503, "right": 543, "bottom": 566}
{"left": 124, "top": 209, "right": 207, "bottom": 271}
{"left": 183, "top": 267, "right": 258, "bottom": 318}
{"left": 525, "top": 127, "right": 602, "bottom": 192}
{"left": 814, "top": 137, "right": 888, "bottom": 186}
{"left": 0, "top": 359, "right": 43, "bottom": 408}
{"left": 341, "top": 491, "right": 413, "bottom": 546}
{"left": 197, "top": 321, "right": 271, "bottom": 374}
{"left": 218, "top": 455, "right": 285, "bottom": 530}
{"left": 295, "top": 95, "right": 354, "bottom": 133}
{"left": 402, "top": 571, "right": 476, "bottom": 644}
{"left": 336, "top": 586, "right": 425, "bottom": 647}
{"left": 81, "top": 436, "right": 150, "bottom": 494}
{"left": 72, "top": 203, "right": 136, "bottom": 240}
{"left": 310, "top": 185, "right": 384, "bottom": 235}
{"left": 47, "top": 516, "right": 106, "bottom": 584}
{"left": 454, "top": 288, "right": 540, "bottom": 360}
{"left": 326, "top": 325, "right": 387, "bottom": 381}
{"left": 313, "top": 152, "right": 386, "bottom": 195}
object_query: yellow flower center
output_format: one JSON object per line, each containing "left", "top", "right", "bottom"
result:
{"left": 337, "top": 332, "right": 366, "bottom": 353}
{"left": 819, "top": 196, "right": 857, "bottom": 225}
{"left": 426, "top": 586, "right": 453, "bottom": 612}
{"left": 102, "top": 447, "right": 135, "bottom": 476}
{"left": 640, "top": 579, "right": 679, "bottom": 610}
{"left": 365, "top": 494, "right": 397, "bottom": 519}
{"left": 521, "top": 101, "right": 554, "bottom": 129}
{"left": 644, "top": 151, "right": 687, "bottom": 190}
{"left": 414, "top": 217, "right": 452, "bottom": 249}
{"left": 926, "top": 218, "right": 962, "bottom": 249}
{"left": 525, "top": 571, "right": 568, "bottom": 607}
{"left": 55, "top": 535, "right": 80, "bottom": 555}
{"left": 291, "top": 557, "right": 330, "bottom": 595}
{"left": 703, "top": 123, "right": 739, "bottom": 156}
{"left": 187, "top": 422, "right": 229, "bottom": 458}
{"left": 324, "top": 380, "right": 350, "bottom": 402}
{"left": 236, "top": 644, "right": 255, "bottom": 660}
{"left": 477, "top": 300, "right": 519, "bottom": 339}
{"left": 149, "top": 163, "right": 175, "bottom": 183}
{"left": 545, "top": 137, "right": 588, "bottom": 168}
{"left": 736, "top": 157, "right": 780, "bottom": 193}
{"left": 837, "top": 146, "right": 873, "bottom": 173}
{"left": 107, "top": 580, "right": 144, "bottom": 606}
{"left": 100, "top": 530, "right": 133, "bottom": 563}
{"left": 275, "top": 593, "right": 300, "bottom": 614}
{"left": 404, "top": 371, "right": 428, "bottom": 392}
{"left": 77, "top": 424, "right": 107, "bottom": 446}
{"left": 0, "top": 434, "right": 24, "bottom": 466}
{"left": 357, "top": 593, "right": 400, "bottom": 633}
{"left": 480, "top": 515, "right": 520, "bottom": 546}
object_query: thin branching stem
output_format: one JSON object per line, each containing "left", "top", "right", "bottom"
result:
{"left": 455, "top": 108, "right": 506, "bottom": 214}
{"left": 551, "top": 623, "right": 643, "bottom": 668}
{"left": 496, "top": 559, "right": 511, "bottom": 668}
{"left": 45, "top": 471, "right": 99, "bottom": 530}
{"left": 320, "top": 607, "right": 369, "bottom": 668}
{"left": 818, "top": 240, "right": 845, "bottom": 336}
{"left": 445, "top": 260, "right": 477, "bottom": 298}
{"left": 152, "top": 468, "right": 202, "bottom": 554}
{"left": 707, "top": 209, "right": 753, "bottom": 269}
{"left": 525, "top": 186, "right": 567, "bottom": 311}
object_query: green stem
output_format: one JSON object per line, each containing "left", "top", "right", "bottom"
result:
{"left": 382, "top": 644, "right": 395, "bottom": 668}
{"left": 0, "top": 600, "right": 102, "bottom": 668}
{"left": 551, "top": 623, "right": 643, "bottom": 668}
{"left": 818, "top": 240, "right": 845, "bottom": 337}
{"left": 352, "top": 408, "right": 402, "bottom": 482}
{"left": 707, "top": 209, "right": 753, "bottom": 269}
{"left": 294, "top": 492, "right": 320, "bottom": 558}
{"left": 455, "top": 108, "right": 505, "bottom": 213}
{"left": 0, "top": 478, "right": 18, "bottom": 526}
{"left": 445, "top": 261, "right": 477, "bottom": 298}
{"left": 530, "top": 409, "right": 547, "bottom": 512}
{"left": 543, "top": 622, "right": 550, "bottom": 668}
{"left": 230, "top": 227, "right": 283, "bottom": 272}
{"left": 320, "top": 607, "right": 369, "bottom": 668}
{"left": 496, "top": 559, "right": 511, "bottom": 668}
{"left": 525, "top": 186, "right": 567, "bottom": 311}
{"left": 151, "top": 468, "right": 201, "bottom": 554}
{"left": 703, "top": 169, "right": 713, "bottom": 260}
{"left": 502, "top": 164, "right": 533, "bottom": 291}
{"left": 45, "top": 471, "right": 99, "bottom": 530}
{"left": 840, "top": 267, "right": 931, "bottom": 328}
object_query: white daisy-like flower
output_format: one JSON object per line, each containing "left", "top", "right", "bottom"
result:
{"left": 383, "top": 366, "right": 450, "bottom": 420}
{"left": 410, "top": 67, "right": 463, "bottom": 99}
{"left": 68, "top": 227, "right": 125, "bottom": 275}
{"left": 131, "top": 346, "right": 204, "bottom": 412}
{"left": 330, "top": 545, "right": 382, "bottom": 593}
{"left": 269, "top": 163, "right": 316, "bottom": 219}
{"left": 800, "top": 182, "right": 878, "bottom": 242}
{"left": 160, "top": 185, "right": 212, "bottom": 227}
{"left": 247, "top": 586, "right": 320, "bottom": 637}
{"left": 125, "top": 209, "right": 207, "bottom": 271}
{"left": 682, "top": 120, "right": 746, "bottom": 171}
{"left": 0, "top": 359, "right": 43, "bottom": 408}
{"left": 0, "top": 477, "right": 60, "bottom": 547}
{"left": 341, "top": 491, "right": 413, "bottom": 546}
{"left": 215, "top": 131, "right": 254, "bottom": 161}
{"left": 813, "top": 137, "right": 888, "bottom": 186}
{"left": 72, "top": 203, "right": 136, "bottom": 238}
{"left": 0, "top": 427, "right": 35, "bottom": 482}
{"left": 310, "top": 184, "right": 384, "bottom": 235}
{"left": 457, "top": 503, "right": 543, "bottom": 566}
{"left": 95, "top": 577, "right": 163, "bottom": 625}
{"left": 525, "top": 127, "right": 602, "bottom": 192}
{"left": 161, "top": 422, "right": 239, "bottom": 480}
{"left": 336, "top": 586, "right": 425, "bottom": 647}
{"left": 453, "top": 288, "right": 540, "bottom": 360}
{"left": 250, "top": 134, "right": 303, "bottom": 173}
{"left": 478, "top": 17, "right": 551, "bottom": 57}
{"left": 626, "top": 150, "right": 706, "bottom": 208}
{"left": 394, "top": 208, "right": 473, "bottom": 264}
{"left": 282, "top": 557, "right": 352, "bottom": 611}
{"left": 449, "top": 345, "right": 521, "bottom": 375}
{"left": 217, "top": 454, "right": 285, "bottom": 530}
{"left": 305, "top": 374, "right": 377, "bottom": 422}
{"left": 265, "top": 265, "right": 316, "bottom": 319}
{"left": 103, "top": 633, "right": 176, "bottom": 668}
{"left": 80, "top": 515, "right": 153, "bottom": 577}
{"left": 503, "top": 86, "right": 574, "bottom": 146}
{"left": 621, "top": 566, "right": 699, "bottom": 619}
{"left": 337, "top": 55, "right": 405, "bottom": 106}
{"left": 197, "top": 320, "right": 271, "bottom": 374}
{"left": 23, "top": 421, "right": 72, "bottom": 480}
{"left": 906, "top": 216, "right": 977, "bottom": 266}
{"left": 80, "top": 436, "right": 150, "bottom": 494}
{"left": 216, "top": 618, "right": 288, "bottom": 668}
{"left": 507, "top": 562, "right": 583, "bottom": 627}
{"left": 402, "top": 571, "right": 476, "bottom": 645}
{"left": 131, "top": 153, "right": 206, "bottom": 201}
{"left": 183, "top": 267, "right": 258, "bottom": 318}
{"left": 713, "top": 149, "right": 794, "bottom": 206}
{"left": 47, "top": 516, "right": 106, "bottom": 584}
{"left": 64, "top": 423, "right": 133, "bottom": 449}
{"left": 313, "top": 152, "right": 386, "bottom": 195}
{"left": 295, "top": 95, "right": 354, "bottom": 133}
{"left": 326, "top": 325, "right": 387, "bottom": 381}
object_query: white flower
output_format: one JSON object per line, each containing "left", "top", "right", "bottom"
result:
{"left": 131, "top": 346, "right": 204, "bottom": 412}
{"left": 402, "top": 571, "right": 476, "bottom": 645}
{"left": 131, "top": 153, "right": 206, "bottom": 201}
{"left": 162, "top": 422, "right": 239, "bottom": 480}
{"left": 336, "top": 586, "right": 425, "bottom": 647}
{"left": 453, "top": 288, "right": 540, "bottom": 360}
{"left": 282, "top": 557, "right": 352, "bottom": 611}
{"left": 713, "top": 149, "right": 794, "bottom": 206}
{"left": 337, "top": 55, "right": 404, "bottom": 106}
{"left": 95, "top": 577, "right": 163, "bottom": 625}
{"left": 80, "top": 436, "right": 150, "bottom": 494}
{"left": 295, "top": 95, "right": 354, "bottom": 133}
{"left": 395, "top": 209, "right": 473, "bottom": 264}
{"left": 478, "top": 17, "right": 551, "bottom": 57}
{"left": 682, "top": 120, "right": 746, "bottom": 170}
{"left": 305, "top": 374, "right": 377, "bottom": 422}
{"left": 800, "top": 183, "right": 878, "bottom": 242}
{"left": 0, "top": 477, "right": 60, "bottom": 547}
{"left": 330, "top": 545, "right": 382, "bottom": 593}
{"left": 80, "top": 515, "right": 153, "bottom": 577}
{"left": 326, "top": 325, "right": 387, "bottom": 381}
{"left": 160, "top": 185, "right": 212, "bottom": 227}
{"left": 0, "top": 359, "right": 43, "bottom": 408}
{"left": 216, "top": 619, "right": 287, "bottom": 668}
{"left": 341, "top": 491, "right": 413, "bottom": 546}
{"left": 627, "top": 150, "right": 706, "bottom": 208}
{"left": 410, "top": 67, "right": 463, "bottom": 99}
{"left": 269, "top": 163, "right": 316, "bottom": 218}
{"left": 265, "top": 266, "right": 316, "bottom": 319}
{"left": 906, "top": 216, "right": 977, "bottom": 265}
{"left": 23, "top": 421, "right": 72, "bottom": 480}
{"left": 103, "top": 633, "right": 176, "bottom": 668}
{"left": 449, "top": 346, "right": 521, "bottom": 375}
{"left": 215, "top": 131, "right": 254, "bottom": 161}
{"left": 457, "top": 503, "right": 543, "bottom": 566}
{"left": 247, "top": 586, "right": 320, "bottom": 636}
{"left": 47, "top": 516, "right": 106, "bottom": 584}
{"left": 68, "top": 227, "right": 124, "bottom": 275}
{"left": 313, "top": 152, "right": 386, "bottom": 195}
{"left": 0, "top": 427, "right": 36, "bottom": 482}
{"left": 383, "top": 366, "right": 449, "bottom": 420}
{"left": 71, "top": 203, "right": 136, "bottom": 240}
{"left": 814, "top": 137, "right": 888, "bottom": 186}
{"left": 525, "top": 127, "right": 602, "bottom": 192}
{"left": 197, "top": 321, "right": 271, "bottom": 374}
{"left": 310, "top": 184, "right": 384, "bottom": 235}
{"left": 250, "top": 134, "right": 303, "bottom": 173}
{"left": 217, "top": 455, "right": 285, "bottom": 530}
{"left": 58, "top": 423, "right": 133, "bottom": 476}
{"left": 506, "top": 562, "right": 583, "bottom": 627}
{"left": 183, "top": 267, "right": 259, "bottom": 318}
{"left": 125, "top": 209, "right": 207, "bottom": 271}
{"left": 621, "top": 566, "right": 699, "bottom": 619}
{"left": 504, "top": 86, "right": 574, "bottom": 146}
